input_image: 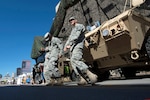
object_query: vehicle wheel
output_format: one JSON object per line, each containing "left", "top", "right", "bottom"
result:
{"left": 97, "top": 71, "right": 110, "bottom": 81}
{"left": 145, "top": 36, "right": 150, "bottom": 58}
{"left": 121, "top": 67, "right": 136, "bottom": 79}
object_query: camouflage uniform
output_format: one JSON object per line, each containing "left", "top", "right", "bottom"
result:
{"left": 64, "top": 21, "right": 98, "bottom": 84}
{"left": 64, "top": 23, "right": 88, "bottom": 75}
{"left": 44, "top": 37, "right": 63, "bottom": 84}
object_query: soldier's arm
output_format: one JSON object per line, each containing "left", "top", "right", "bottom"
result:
{"left": 56, "top": 38, "right": 64, "bottom": 56}
{"left": 64, "top": 35, "right": 71, "bottom": 48}
{"left": 44, "top": 46, "right": 49, "bottom": 52}
{"left": 65, "top": 25, "right": 85, "bottom": 47}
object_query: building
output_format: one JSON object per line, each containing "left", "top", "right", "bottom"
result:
{"left": 22, "top": 60, "right": 31, "bottom": 74}
{"left": 16, "top": 68, "right": 22, "bottom": 76}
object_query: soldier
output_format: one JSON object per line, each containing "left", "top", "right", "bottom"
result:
{"left": 42, "top": 32, "right": 63, "bottom": 86}
{"left": 64, "top": 17, "right": 98, "bottom": 85}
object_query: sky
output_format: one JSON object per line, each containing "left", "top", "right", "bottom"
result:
{"left": 0, "top": 0, "right": 60, "bottom": 77}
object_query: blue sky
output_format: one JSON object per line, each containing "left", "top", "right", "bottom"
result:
{"left": 0, "top": 0, "right": 60, "bottom": 76}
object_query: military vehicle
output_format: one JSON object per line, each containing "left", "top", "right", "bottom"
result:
{"left": 31, "top": 0, "right": 150, "bottom": 81}
{"left": 83, "top": 0, "right": 150, "bottom": 79}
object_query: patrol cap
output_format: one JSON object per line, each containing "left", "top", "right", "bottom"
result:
{"left": 44, "top": 32, "right": 50, "bottom": 41}
{"left": 69, "top": 16, "right": 76, "bottom": 22}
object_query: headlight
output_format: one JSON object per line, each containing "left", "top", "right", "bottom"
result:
{"left": 102, "top": 29, "right": 109, "bottom": 36}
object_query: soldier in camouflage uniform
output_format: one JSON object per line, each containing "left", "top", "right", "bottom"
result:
{"left": 64, "top": 17, "right": 98, "bottom": 85}
{"left": 42, "top": 32, "right": 63, "bottom": 85}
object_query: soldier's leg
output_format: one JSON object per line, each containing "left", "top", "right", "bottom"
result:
{"left": 48, "top": 56, "right": 61, "bottom": 77}
{"left": 71, "top": 48, "right": 88, "bottom": 71}
{"left": 49, "top": 56, "right": 62, "bottom": 85}
{"left": 70, "top": 50, "right": 84, "bottom": 84}
{"left": 43, "top": 66, "right": 53, "bottom": 84}
{"left": 71, "top": 48, "right": 97, "bottom": 84}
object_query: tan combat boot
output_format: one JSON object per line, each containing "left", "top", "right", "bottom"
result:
{"left": 78, "top": 76, "right": 88, "bottom": 85}
{"left": 86, "top": 70, "right": 98, "bottom": 84}
{"left": 55, "top": 77, "right": 63, "bottom": 85}
{"left": 45, "top": 79, "right": 55, "bottom": 86}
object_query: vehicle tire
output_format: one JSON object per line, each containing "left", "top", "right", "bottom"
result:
{"left": 97, "top": 71, "right": 110, "bottom": 81}
{"left": 145, "top": 36, "right": 150, "bottom": 58}
{"left": 121, "top": 67, "right": 136, "bottom": 79}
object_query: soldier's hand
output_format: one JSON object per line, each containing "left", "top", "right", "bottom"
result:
{"left": 64, "top": 47, "right": 67, "bottom": 51}
{"left": 66, "top": 45, "right": 71, "bottom": 49}
{"left": 64, "top": 45, "right": 71, "bottom": 51}
{"left": 59, "top": 55, "right": 62, "bottom": 58}
{"left": 41, "top": 47, "right": 45, "bottom": 51}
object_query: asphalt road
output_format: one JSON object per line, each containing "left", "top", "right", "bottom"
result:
{"left": 0, "top": 84, "right": 150, "bottom": 100}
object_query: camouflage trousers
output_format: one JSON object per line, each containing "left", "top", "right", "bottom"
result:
{"left": 43, "top": 56, "right": 61, "bottom": 84}
{"left": 70, "top": 47, "right": 89, "bottom": 75}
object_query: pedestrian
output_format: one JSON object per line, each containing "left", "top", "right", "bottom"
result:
{"left": 32, "top": 65, "right": 36, "bottom": 84}
{"left": 38, "top": 63, "right": 45, "bottom": 84}
{"left": 64, "top": 17, "right": 98, "bottom": 85}
{"left": 41, "top": 32, "right": 63, "bottom": 86}
{"left": 26, "top": 76, "right": 31, "bottom": 84}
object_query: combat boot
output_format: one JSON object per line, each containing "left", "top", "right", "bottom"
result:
{"left": 86, "top": 69, "right": 98, "bottom": 84}
{"left": 45, "top": 78, "right": 55, "bottom": 86}
{"left": 54, "top": 77, "right": 63, "bottom": 86}
{"left": 78, "top": 75, "right": 88, "bottom": 85}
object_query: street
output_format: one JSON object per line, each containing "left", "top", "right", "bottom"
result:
{"left": 0, "top": 78, "right": 150, "bottom": 100}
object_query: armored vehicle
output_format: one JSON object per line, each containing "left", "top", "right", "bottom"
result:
{"left": 83, "top": 0, "right": 150, "bottom": 79}
{"left": 31, "top": 0, "right": 150, "bottom": 81}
